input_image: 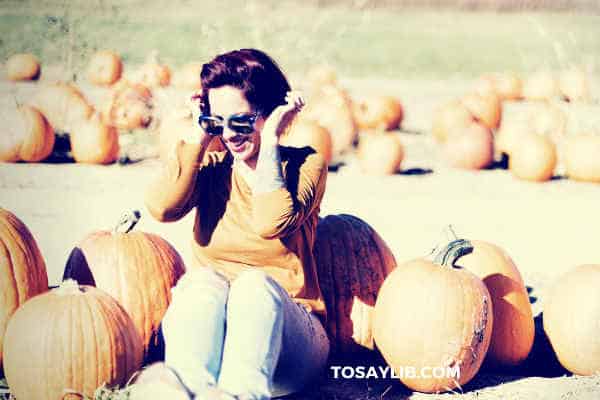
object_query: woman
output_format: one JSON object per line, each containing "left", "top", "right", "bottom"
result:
{"left": 144, "top": 49, "right": 330, "bottom": 400}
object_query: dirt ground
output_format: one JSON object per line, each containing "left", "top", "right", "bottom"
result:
{"left": 1, "top": 77, "right": 600, "bottom": 399}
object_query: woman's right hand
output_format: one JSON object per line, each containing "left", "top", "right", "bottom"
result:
{"left": 186, "top": 91, "right": 213, "bottom": 146}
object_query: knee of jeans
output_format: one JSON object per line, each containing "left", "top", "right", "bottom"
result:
{"left": 228, "top": 270, "right": 285, "bottom": 309}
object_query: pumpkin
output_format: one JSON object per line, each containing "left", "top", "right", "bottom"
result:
{"left": 522, "top": 70, "right": 561, "bottom": 101}
{"left": 461, "top": 92, "right": 502, "bottom": 131}
{"left": 543, "top": 264, "right": 600, "bottom": 375}
{"left": 313, "top": 214, "right": 397, "bottom": 355}
{"left": 509, "top": 133, "right": 556, "bottom": 182}
{"left": 564, "top": 133, "right": 600, "bottom": 183}
{"left": 6, "top": 53, "right": 40, "bottom": 81}
{"left": 159, "top": 107, "right": 225, "bottom": 163}
{"left": 302, "top": 85, "right": 357, "bottom": 156}
{"left": 431, "top": 100, "right": 474, "bottom": 143}
{"left": 31, "top": 82, "right": 94, "bottom": 133}
{"left": 494, "top": 119, "right": 529, "bottom": 159}
{"left": 70, "top": 112, "right": 119, "bottom": 164}
{"left": 135, "top": 51, "right": 171, "bottom": 87}
{"left": 63, "top": 210, "right": 185, "bottom": 358}
{"left": 442, "top": 122, "right": 494, "bottom": 170}
{"left": 455, "top": 239, "right": 534, "bottom": 367}
{"left": 352, "top": 95, "right": 403, "bottom": 131}
{"left": 528, "top": 102, "right": 566, "bottom": 145}
{"left": 559, "top": 66, "right": 591, "bottom": 103}
{"left": 280, "top": 119, "right": 333, "bottom": 164}
{"left": 172, "top": 62, "right": 203, "bottom": 89}
{"left": 357, "top": 132, "right": 404, "bottom": 175}
{"left": 103, "top": 82, "right": 154, "bottom": 131}
{"left": 87, "top": 50, "right": 123, "bottom": 86}
{"left": 475, "top": 73, "right": 522, "bottom": 101}
{"left": 3, "top": 280, "right": 143, "bottom": 400}
{"left": 306, "top": 64, "right": 338, "bottom": 89}
{"left": 373, "top": 239, "right": 493, "bottom": 393}
{"left": 0, "top": 208, "right": 48, "bottom": 367}
{"left": 1, "top": 105, "right": 54, "bottom": 162}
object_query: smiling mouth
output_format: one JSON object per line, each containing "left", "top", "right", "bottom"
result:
{"left": 228, "top": 138, "right": 249, "bottom": 152}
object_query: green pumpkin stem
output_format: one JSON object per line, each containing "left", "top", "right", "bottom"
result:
{"left": 113, "top": 210, "right": 141, "bottom": 234}
{"left": 432, "top": 238, "right": 473, "bottom": 268}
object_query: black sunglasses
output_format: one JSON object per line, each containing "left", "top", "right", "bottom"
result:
{"left": 198, "top": 112, "right": 260, "bottom": 136}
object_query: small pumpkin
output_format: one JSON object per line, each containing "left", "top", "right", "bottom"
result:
{"left": 3, "top": 280, "right": 143, "bottom": 400}
{"left": 442, "top": 122, "right": 494, "bottom": 170}
{"left": 70, "top": 112, "right": 119, "bottom": 164}
{"left": 103, "top": 82, "right": 154, "bottom": 131}
{"left": 306, "top": 64, "right": 338, "bottom": 89}
{"left": 509, "top": 133, "right": 556, "bottom": 182}
{"left": 494, "top": 119, "right": 529, "bottom": 159}
{"left": 313, "top": 214, "right": 397, "bottom": 355}
{"left": 431, "top": 100, "right": 474, "bottom": 143}
{"left": 0, "top": 208, "right": 48, "bottom": 367}
{"left": 455, "top": 238, "right": 534, "bottom": 367}
{"left": 6, "top": 53, "right": 40, "bottom": 81}
{"left": 352, "top": 95, "right": 403, "bottom": 131}
{"left": 543, "top": 264, "right": 600, "bottom": 375}
{"left": 172, "top": 62, "right": 203, "bottom": 89}
{"left": 564, "top": 133, "right": 600, "bottom": 183}
{"left": 461, "top": 92, "right": 502, "bottom": 131}
{"left": 475, "top": 73, "right": 522, "bottom": 101}
{"left": 1, "top": 105, "right": 54, "bottom": 162}
{"left": 522, "top": 70, "right": 561, "bottom": 101}
{"left": 559, "top": 66, "right": 591, "bottom": 103}
{"left": 31, "top": 82, "right": 94, "bottom": 133}
{"left": 302, "top": 85, "right": 357, "bottom": 156}
{"left": 357, "top": 132, "right": 404, "bottom": 175}
{"left": 87, "top": 50, "right": 123, "bottom": 86}
{"left": 528, "top": 102, "right": 566, "bottom": 145}
{"left": 134, "top": 51, "right": 171, "bottom": 87}
{"left": 63, "top": 210, "right": 185, "bottom": 358}
{"left": 280, "top": 119, "right": 333, "bottom": 164}
{"left": 374, "top": 239, "right": 493, "bottom": 393}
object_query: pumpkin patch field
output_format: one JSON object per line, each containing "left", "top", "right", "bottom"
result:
{"left": 2, "top": 1, "right": 600, "bottom": 399}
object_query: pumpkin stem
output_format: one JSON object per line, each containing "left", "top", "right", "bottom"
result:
{"left": 432, "top": 239, "right": 473, "bottom": 268}
{"left": 113, "top": 210, "right": 141, "bottom": 234}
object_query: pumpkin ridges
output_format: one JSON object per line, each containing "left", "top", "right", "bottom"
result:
{"left": 314, "top": 217, "right": 338, "bottom": 343}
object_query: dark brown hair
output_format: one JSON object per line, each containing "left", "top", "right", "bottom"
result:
{"left": 198, "top": 48, "right": 291, "bottom": 117}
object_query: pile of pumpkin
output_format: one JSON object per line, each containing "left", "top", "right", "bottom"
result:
{"left": 2, "top": 206, "right": 600, "bottom": 398}
{"left": 2, "top": 51, "right": 209, "bottom": 166}
{"left": 432, "top": 67, "right": 600, "bottom": 183}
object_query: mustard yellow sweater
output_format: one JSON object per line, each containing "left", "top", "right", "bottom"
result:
{"left": 145, "top": 141, "right": 328, "bottom": 321}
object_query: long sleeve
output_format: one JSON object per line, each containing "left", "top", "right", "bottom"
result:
{"left": 251, "top": 149, "right": 327, "bottom": 239}
{"left": 145, "top": 140, "right": 208, "bottom": 222}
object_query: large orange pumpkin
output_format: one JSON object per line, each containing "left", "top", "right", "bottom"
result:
{"left": 6, "top": 53, "right": 40, "bottom": 81}
{"left": 70, "top": 112, "right": 119, "bottom": 164}
{"left": 1, "top": 105, "right": 54, "bottom": 162}
{"left": 455, "top": 239, "right": 534, "bottom": 367}
{"left": 103, "top": 82, "right": 154, "bottom": 131}
{"left": 352, "top": 95, "right": 403, "bottom": 131}
{"left": 357, "top": 132, "right": 404, "bottom": 175}
{"left": 461, "top": 92, "right": 502, "bottom": 131}
{"left": 442, "top": 122, "right": 494, "bottom": 170}
{"left": 431, "top": 100, "right": 474, "bottom": 143}
{"left": 87, "top": 50, "right": 123, "bottom": 86}
{"left": 313, "top": 214, "right": 397, "bottom": 355}
{"left": 564, "top": 134, "right": 600, "bottom": 183}
{"left": 280, "top": 119, "right": 333, "bottom": 164}
{"left": 509, "top": 133, "right": 556, "bottom": 182}
{"left": 31, "top": 82, "right": 94, "bottom": 133}
{"left": 3, "top": 280, "right": 143, "bottom": 400}
{"left": 302, "top": 85, "right": 357, "bottom": 156}
{"left": 0, "top": 208, "right": 48, "bottom": 367}
{"left": 63, "top": 210, "right": 185, "bottom": 358}
{"left": 374, "top": 239, "right": 493, "bottom": 393}
{"left": 544, "top": 264, "right": 600, "bottom": 375}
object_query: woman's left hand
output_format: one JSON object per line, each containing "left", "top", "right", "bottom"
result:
{"left": 261, "top": 91, "right": 305, "bottom": 145}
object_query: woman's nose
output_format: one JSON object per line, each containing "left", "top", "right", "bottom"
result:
{"left": 222, "top": 125, "right": 237, "bottom": 141}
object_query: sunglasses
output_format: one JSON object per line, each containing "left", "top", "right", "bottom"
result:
{"left": 198, "top": 112, "right": 260, "bottom": 136}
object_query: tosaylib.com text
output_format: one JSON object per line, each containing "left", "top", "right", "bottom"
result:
{"left": 330, "top": 365, "right": 461, "bottom": 380}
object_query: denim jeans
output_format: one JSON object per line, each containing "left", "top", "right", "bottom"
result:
{"left": 161, "top": 268, "right": 330, "bottom": 399}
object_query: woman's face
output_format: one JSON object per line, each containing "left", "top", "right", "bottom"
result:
{"left": 207, "top": 86, "right": 264, "bottom": 167}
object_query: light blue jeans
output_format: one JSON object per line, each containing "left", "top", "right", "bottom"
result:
{"left": 161, "top": 268, "right": 330, "bottom": 399}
